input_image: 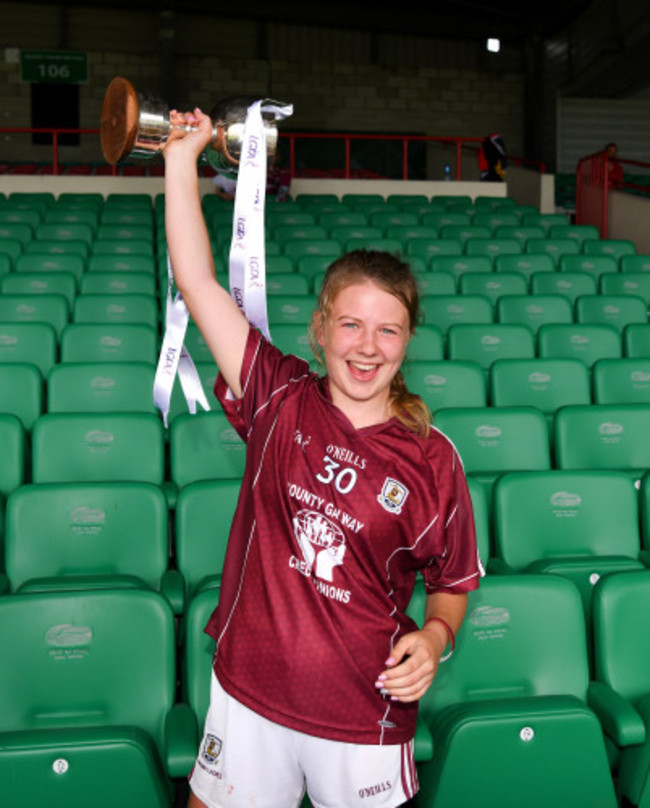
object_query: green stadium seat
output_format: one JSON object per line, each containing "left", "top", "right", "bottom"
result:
{"left": 403, "top": 360, "right": 486, "bottom": 412}
{"left": 96, "top": 224, "right": 154, "bottom": 243}
{"left": 440, "top": 225, "right": 491, "bottom": 245}
{"left": 592, "top": 358, "right": 650, "bottom": 404}
{"left": 73, "top": 294, "right": 159, "bottom": 330}
{"left": 554, "top": 403, "right": 650, "bottom": 482}
{"left": 318, "top": 212, "right": 368, "bottom": 229}
{"left": 15, "top": 251, "right": 85, "bottom": 282}
{"left": 87, "top": 254, "right": 156, "bottom": 273}
{"left": 497, "top": 294, "right": 574, "bottom": 335}
{"left": 60, "top": 323, "right": 158, "bottom": 365}
{"left": 421, "top": 211, "right": 471, "bottom": 229}
{"left": 0, "top": 293, "right": 69, "bottom": 337}
{"left": 548, "top": 224, "right": 600, "bottom": 247}
{"left": 92, "top": 239, "right": 154, "bottom": 257}
{"left": 447, "top": 324, "right": 535, "bottom": 370}
{"left": 492, "top": 225, "right": 546, "bottom": 248}
{"left": 0, "top": 270, "right": 77, "bottom": 306}
{"left": 31, "top": 412, "right": 165, "bottom": 485}
{"left": 3, "top": 482, "right": 177, "bottom": 605}
{"left": 406, "top": 324, "right": 445, "bottom": 361}
{"left": 559, "top": 253, "right": 618, "bottom": 280}
{"left": 282, "top": 238, "right": 342, "bottom": 262}
{"left": 526, "top": 238, "right": 580, "bottom": 266}
{"left": 169, "top": 411, "right": 246, "bottom": 494}
{"left": 600, "top": 272, "right": 650, "bottom": 304}
{"left": 25, "top": 239, "right": 90, "bottom": 259}
{"left": 467, "top": 476, "right": 491, "bottom": 567}
{"left": 420, "top": 294, "right": 492, "bottom": 335}
{"left": 44, "top": 208, "right": 99, "bottom": 231}
{"left": 385, "top": 225, "right": 439, "bottom": 242}
{"left": 0, "top": 588, "right": 188, "bottom": 807}
{"left": 0, "top": 363, "right": 43, "bottom": 429}
{"left": 429, "top": 255, "right": 492, "bottom": 282}
{"left": 47, "top": 362, "right": 157, "bottom": 414}
{"left": 459, "top": 272, "right": 527, "bottom": 308}
{"left": 521, "top": 212, "right": 570, "bottom": 232}
{"left": 624, "top": 323, "right": 650, "bottom": 358}
{"left": 0, "top": 414, "right": 25, "bottom": 496}
{"left": 415, "top": 271, "right": 456, "bottom": 296}
{"left": 494, "top": 252, "right": 555, "bottom": 280}
{"left": 267, "top": 294, "right": 317, "bottom": 325}
{"left": 35, "top": 222, "right": 93, "bottom": 246}
{"left": 104, "top": 193, "right": 153, "bottom": 209}
{"left": 620, "top": 254, "right": 650, "bottom": 273}
{"left": 413, "top": 574, "right": 616, "bottom": 807}
{"left": 80, "top": 271, "right": 156, "bottom": 296}
{"left": 473, "top": 212, "right": 520, "bottom": 231}
{"left": 175, "top": 479, "right": 241, "bottom": 602}
{"left": 575, "top": 294, "right": 648, "bottom": 332}
{"left": 0, "top": 208, "right": 41, "bottom": 228}
{"left": 0, "top": 238, "right": 24, "bottom": 267}
{"left": 538, "top": 323, "right": 622, "bottom": 367}
{"left": 100, "top": 208, "right": 154, "bottom": 227}
{"left": 268, "top": 324, "right": 315, "bottom": 364}
{"left": 491, "top": 470, "right": 643, "bottom": 623}
{"left": 490, "top": 358, "right": 591, "bottom": 417}
{"left": 369, "top": 211, "right": 418, "bottom": 229}
{"left": 0, "top": 321, "right": 57, "bottom": 375}
{"left": 265, "top": 255, "right": 295, "bottom": 274}
{"left": 531, "top": 271, "right": 597, "bottom": 304}
{"left": 406, "top": 238, "right": 462, "bottom": 262}
{"left": 273, "top": 224, "right": 328, "bottom": 243}
{"left": 0, "top": 253, "right": 11, "bottom": 277}
{"left": 433, "top": 406, "right": 550, "bottom": 492}
{"left": 464, "top": 238, "right": 521, "bottom": 260}
{"left": 583, "top": 239, "right": 636, "bottom": 262}
{"left": 386, "top": 194, "right": 430, "bottom": 207}
{"left": 589, "top": 569, "right": 650, "bottom": 808}
{"left": 266, "top": 273, "right": 310, "bottom": 296}
{"left": 295, "top": 254, "right": 336, "bottom": 287}
{"left": 0, "top": 222, "right": 33, "bottom": 246}
{"left": 343, "top": 237, "right": 403, "bottom": 254}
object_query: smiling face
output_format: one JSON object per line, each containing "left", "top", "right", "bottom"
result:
{"left": 315, "top": 280, "right": 411, "bottom": 428}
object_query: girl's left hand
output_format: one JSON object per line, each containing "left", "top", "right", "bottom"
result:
{"left": 374, "top": 626, "right": 446, "bottom": 703}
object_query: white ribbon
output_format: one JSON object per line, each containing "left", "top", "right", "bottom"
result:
{"left": 153, "top": 98, "right": 293, "bottom": 425}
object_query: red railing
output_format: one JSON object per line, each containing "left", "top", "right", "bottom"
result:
{"left": 0, "top": 126, "right": 546, "bottom": 180}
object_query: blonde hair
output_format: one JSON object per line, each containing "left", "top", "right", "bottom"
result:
{"left": 309, "top": 249, "right": 431, "bottom": 437}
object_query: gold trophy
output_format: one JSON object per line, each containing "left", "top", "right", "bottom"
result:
{"left": 100, "top": 76, "right": 286, "bottom": 175}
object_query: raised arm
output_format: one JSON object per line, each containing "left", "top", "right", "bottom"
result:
{"left": 163, "top": 107, "right": 249, "bottom": 397}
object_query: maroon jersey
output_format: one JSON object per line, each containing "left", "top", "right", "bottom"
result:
{"left": 206, "top": 327, "right": 480, "bottom": 745}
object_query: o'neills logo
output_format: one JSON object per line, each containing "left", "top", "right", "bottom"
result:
{"left": 359, "top": 781, "right": 392, "bottom": 799}
{"left": 481, "top": 335, "right": 500, "bottom": 346}
{"left": 476, "top": 425, "right": 501, "bottom": 438}
{"left": 425, "top": 374, "right": 447, "bottom": 387}
{"left": 599, "top": 422, "right": 623, "bottom": 436}
{"left": 528, "top": 372, "right": 551, "bottom": 384}
{"left": 469, "top": 605, "right": 510, "bottom": 627}
{"left": 550, "top": 491, "right": 582, "bottom": 508}
{"left": 0, "top": 335, "right": 18, "bottom": 346}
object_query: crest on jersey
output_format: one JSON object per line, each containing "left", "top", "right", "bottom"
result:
{"left": 202, "top": 734, "right": 223, "bottom": 765}
{"left": 293, "top": 509, "right": 346, "bottom": 582}
{"left": 378, "top": 478, "right": 409, "bottom": 515}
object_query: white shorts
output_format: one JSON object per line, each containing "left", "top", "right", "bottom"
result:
{"left": 189, "top": 672, "right": 418, "bottom": 808}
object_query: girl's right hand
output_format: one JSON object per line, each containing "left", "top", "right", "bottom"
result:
{"left": 164, "top": 107, "right": 214, "bottom": 161}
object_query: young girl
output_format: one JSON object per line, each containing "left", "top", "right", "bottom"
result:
{"left": 164, "top": 108, "right": 481, "bottom": 808}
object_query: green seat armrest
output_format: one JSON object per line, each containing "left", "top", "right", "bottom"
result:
{"left": 588, "top": 681, "right": 646, "bottom": 747}
{"left": 161, "top": 569, "right": 185, "bottom": 615}
{"left": 414, "top": 715, "right": 434, "bottom": 762}
{"left": 165, "top": 702, "right": 199, "bottom": 779}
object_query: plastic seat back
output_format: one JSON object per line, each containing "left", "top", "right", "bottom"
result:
{"left": 538, "top": 323, "right": 622, "bottom": 367}
{"left": 0, "top": 321, "right": 57, "bottom": 375}
{"left": 494, "top": 252, "right": 555, "bottom": 281}
{"left": 47, "top": 362, "right": 157, "bottom": 414}
{"left": 267, "top": 294, "right": 317, "bottom": 325}
{"left": 531, "top": 271, "right": 597, "bottom": 304}
{"left": 429, "top": 255, "right": 492, "bottom": 282}
{"left": 583, "top": 238, "right": 636, "bottom": 262}
{"left": 421, "top": 295, "right": 492, "bottom": 335}
{"left": 31, "top": 413, "right": 165, "bottom": 484}
{"left": 624, "top": 323, "right": 650, "bottom": 358}
{"left": 0, "top": 293, "right": 69, "bottom": 337}
{"left": 464, "top": 238, "right": 521, "bottom": 260}
{"left": 5, "top": 482, "right": 169, "bottom": 593}
{"left": 0, "top": 363, "right": 43, "bottom": 429}
{"left": 447, "top": 323, "right": 535, "bottom": 370}
{"left": 15, "top": 252, "right": 85, "bottom": 282}
{"left": 575, "top": 294, "right": 647, "bottom": 332}
{"left": 593, "top": 358, "right": 650, "bottom": 404}
{"left": 0, "top": 414, "right": 25, "bottom": 496}
{"left": 0, "top": 588, "right": 176, "bottom": 808}
{"left": 60, "top": 323, "right": 158, "bottom": 364}
{"left": 560, "top": 253, "right": 618, "bottom": 280}
{"left": 170, "top": 410, "right": 246, "bottom": 491}
{"left": 405, "top": 324, "right": 444, "bottom": 361}
{"left": 554, "top": 403, "right": 650, "bottom": 478}
{"left": 490, "top": 358, "right": 591, "bottom": 416}
{"left": 403, "top": 360, "right": 486, "bottom": 413}
{"left": 459, "top": 272, "right": 527, "bottom": 307}
{"left": 73, "top": 294, "right": 159, "bottom": 330}
{"left": 175, "top": 479, "right": 241, "bottom": 600}
{"left": 497, "top": 294, "right": 574, "bottom": 335}
{"left": 434, "top": 406, "right": 551, "bottom": 480}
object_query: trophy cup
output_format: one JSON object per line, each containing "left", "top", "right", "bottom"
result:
{"left": 100, "top": 76, "right": 286, "bottom": 175}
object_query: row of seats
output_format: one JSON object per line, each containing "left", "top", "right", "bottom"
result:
{"left": 3, "top": 402, "right": 650, "bottom": 503}
{"left": 3, "top": 353, "right": 650, "bottom": 433}
{"left": 5, "top": 568, "right": 650, "bottom": 807}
